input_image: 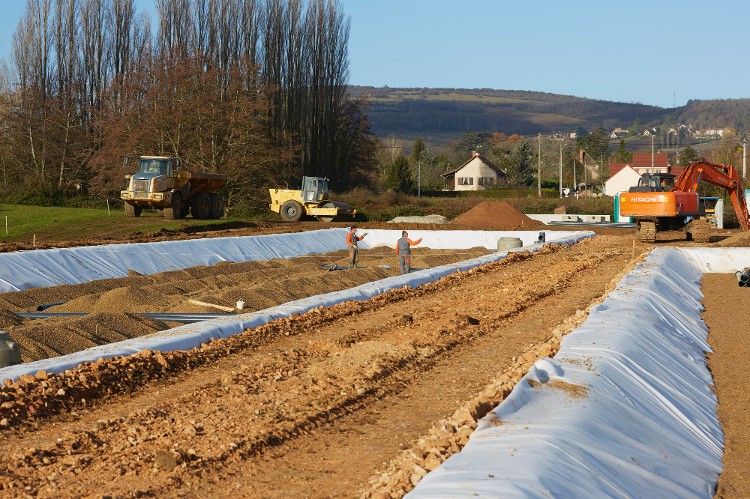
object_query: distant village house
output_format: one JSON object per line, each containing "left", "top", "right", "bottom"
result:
{"left": 610, "top": 128, "right": 629, "bottom": 139}
{"left": 441, "top": 152, "right": 506, "bottom": 191}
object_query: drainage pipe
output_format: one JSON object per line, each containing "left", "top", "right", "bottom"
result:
{"left": 14, "top": 312, "right": 234, "bottom": 323}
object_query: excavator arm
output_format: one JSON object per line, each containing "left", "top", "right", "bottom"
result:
{"left": 673, "top": 159, "right": 750, "bottom": 230}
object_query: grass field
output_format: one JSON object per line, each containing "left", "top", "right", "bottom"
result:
{"left": 0, "top": 204, "right": 247, "bottom": 243}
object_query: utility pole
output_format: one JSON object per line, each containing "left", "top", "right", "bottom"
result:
{"left": 559, "top": 140, "right": 563, "bottom": 198}
{"left": 651, "top": 133, "right": 655, "bottom": 170}
{"left": 572, "top": 158, "right": 577, "bottom": 197}
{"left": 417, "top": 161, "right": 421, "bottom": 197}
{"left": 537, "top": 133, "right": 542, "bottom": 197}
{"left": 743, "top": 139, "right": 747, "bottom": 179}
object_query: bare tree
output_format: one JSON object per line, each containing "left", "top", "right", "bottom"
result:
{"left": 156, "top": 0, "right": 192, "bottom": 62}
{"left": 108, "top": 0, "right": 135, "bottom": 110}
{"left": 2, "top": 0, "right": 375, "bottom": 205}
{"left": 12, "top": 0, "right": 53, "bottom": 181}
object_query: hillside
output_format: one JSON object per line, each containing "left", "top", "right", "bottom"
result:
{"left": 347, "top": 86, "right": 750, "bottom": 144}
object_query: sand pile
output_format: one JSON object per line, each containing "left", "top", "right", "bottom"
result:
{"left": 715, "top": 231, "right": 750, "bottom": 247}
{"left": 451, "top": 201, "right": 544, "bottom": 229}
{"left": 388, "top": 215, "right": 449, "bottom": 224}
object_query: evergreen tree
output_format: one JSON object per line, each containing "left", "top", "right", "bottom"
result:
{"left": 614, "top": 140, "right": 633, "bottom": 163}
{"left": 678, "top": 146, "right": 699, "bottom": 165}
{"left": 412, "top": 137, "right": 425, "bottom": 164}
{"left": 577, "top": 127, "right": 609, "bottom": 164}
{"left": 384, "top": 155, "right": 415, "bottom": 193}
{"left": 505, "top": 139, "right": 534, "bottom": 188}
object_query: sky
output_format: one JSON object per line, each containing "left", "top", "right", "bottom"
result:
{"left": 2, "top": 0, "right": 750, "bottom": 109}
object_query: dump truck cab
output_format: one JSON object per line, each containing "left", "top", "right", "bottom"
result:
{"left": 121, "top": 155, "right": 227, "bottom": 220}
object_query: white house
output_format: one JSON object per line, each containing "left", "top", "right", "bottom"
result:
{"left": 441, "top": 152, "right": 506, "bottom": 191}
{"left": 610, "top": 128, "right": 629, "bottom": 139}
{"left": 604, "top": 165, "right": 641, "bottom": 196}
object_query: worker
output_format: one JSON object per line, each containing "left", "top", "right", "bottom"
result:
{"left": 346, "top": 226, "right": 367, "bottom": 269}
{"left": 396, "top": 230, "right": 422, "bottom": 274}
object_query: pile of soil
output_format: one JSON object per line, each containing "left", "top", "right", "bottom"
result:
{"left": 451, "top": 201, "right": 544, "bottom": 229}
{"left": 715, "top": 230, "right": 750, "bottom": 246}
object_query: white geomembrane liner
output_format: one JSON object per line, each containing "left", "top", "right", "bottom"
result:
{"left": 407, "top": 246, "right": 750, "bottom": 498}
{"left": 0, "top": 229, "right": 590, "bottom": 381}
{"left": 4, "top": 230, "right": 740, "bottom": 497}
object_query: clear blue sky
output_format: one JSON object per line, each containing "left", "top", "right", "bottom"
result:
{"left": 2, "top": 0, "right": 749, "bottom": 109}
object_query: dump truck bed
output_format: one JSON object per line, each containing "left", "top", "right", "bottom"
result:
{"left": 182, "top": 171, "right": 228, "bottom": 193}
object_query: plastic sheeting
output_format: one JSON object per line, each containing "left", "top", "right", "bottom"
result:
{"left": 408, "top": 247, "right": 734, "bottom": 498}
{"left": 0, "top": 228, "right": 570, "bottom": 293}
{"left": 0, "top": 229, "right": 592, "bottom": 381}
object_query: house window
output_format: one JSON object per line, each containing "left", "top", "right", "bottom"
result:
{"left": 478, "top": 177, "right": 494, "bottom": 186}
{"left": 458, "top": 177, "right": 473, "bottom": 185}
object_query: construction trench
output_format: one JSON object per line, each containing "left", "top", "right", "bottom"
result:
{"left": 0, "top": 227, "right": 748, "bottom": 497}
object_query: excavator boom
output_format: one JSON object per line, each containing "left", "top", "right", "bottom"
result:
{"left": 673, "top": 159, "right": 750, "bottom": 230}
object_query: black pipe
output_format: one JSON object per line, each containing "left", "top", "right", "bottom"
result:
{"left": 15, "top": 312, "right": 234, "bottom": 323}
{"left": 36, "top": 302, "right": 66, "bottom": 312}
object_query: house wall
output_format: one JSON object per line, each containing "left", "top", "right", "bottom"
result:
{"left": 453, "top": 158, "right": 499, "bottom": 191}
{"left": 604, "top": 167, "right": 642, "bottom": 196}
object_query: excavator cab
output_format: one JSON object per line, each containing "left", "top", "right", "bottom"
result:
{"left": 629, "top": 173, "right": 675, "bottom": 193}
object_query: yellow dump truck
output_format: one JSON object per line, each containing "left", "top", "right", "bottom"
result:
{"left": 269, "top": 176, "right": 355, "bottom": 222}
{"left": 121, "top": 156, "right": 228, "bottom": 219}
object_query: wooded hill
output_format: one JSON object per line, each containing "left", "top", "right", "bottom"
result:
{"left": 347, "top": 86, "right": 750, "bottom": 143}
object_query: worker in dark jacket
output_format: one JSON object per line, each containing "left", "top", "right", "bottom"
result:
{"left": 346, "top": 226, "right": 367, "bottom": 269}
{"left": 396, "top": 230, "right": 422, "bottom": 274}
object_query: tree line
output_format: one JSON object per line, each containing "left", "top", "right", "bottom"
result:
{"left": 0, "top": 0, "right": 376, "bottom": 212}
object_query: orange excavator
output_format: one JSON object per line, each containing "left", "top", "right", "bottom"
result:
{"left": 619, "top": 159, "right": 750, "bottom": 243}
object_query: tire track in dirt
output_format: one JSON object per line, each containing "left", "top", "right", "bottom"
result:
{"left": 0, "top": 235, "right": 642, "bottom": 498}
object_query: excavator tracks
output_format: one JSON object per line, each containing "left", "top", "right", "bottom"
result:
{"left": 687, "top": 219, "right": 711, "bottom": 243}
{"left": 637, "top": 220, "right": 657, "bottom": 243}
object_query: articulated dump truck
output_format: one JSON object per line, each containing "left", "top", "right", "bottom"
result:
{"left": 121, "top": 156, "right": 228, "bottom": 219}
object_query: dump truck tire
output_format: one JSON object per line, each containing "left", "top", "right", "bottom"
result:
{"left": 280, "top": 200, "right": 304, "bottom": 222}
{"left": 209, "top": 193, "right": 225, "bottom": 219}
{"left": 179, "top": 204, "right": 190, "bottom": 218}
{"left": 191, "top": 193, "right": 212, "bottom": 219}
{"left": 164, "top": 192, "right": 184, "bottom": 220}
{"left": 124, "top": 203, "right": 142, "bottom": 217}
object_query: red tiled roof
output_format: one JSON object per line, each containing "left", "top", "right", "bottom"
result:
{"left": 631, "top": 153, "right": 669, "bottom": 168}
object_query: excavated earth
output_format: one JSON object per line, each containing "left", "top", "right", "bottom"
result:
{"left": 0, "top": 212, "right": 747, "bottom": 498}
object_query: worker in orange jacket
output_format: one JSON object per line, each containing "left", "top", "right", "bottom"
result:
{"left": 346, "top": 226, "right": 367, "bottom": 269}
{"left": 396, "top": 230, "right": 422, "bottom": 274}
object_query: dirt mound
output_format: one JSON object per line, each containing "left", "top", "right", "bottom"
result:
{"left": 451, "top": 201, "right": 543, "bottom": 229}
{"left": 715, "top": 230, "right": 750, "bottom": 247}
